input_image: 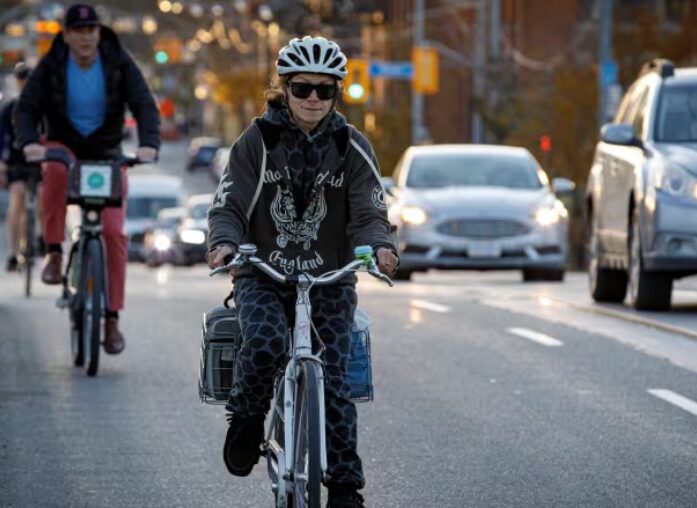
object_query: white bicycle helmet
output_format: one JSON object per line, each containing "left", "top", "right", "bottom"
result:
{"left": 276, "top": 36, "right": 348, "bottom": 80}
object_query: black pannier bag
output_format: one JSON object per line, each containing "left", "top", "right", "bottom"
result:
{"left": 198, "top": 305, "right": 242, "bottom": 404}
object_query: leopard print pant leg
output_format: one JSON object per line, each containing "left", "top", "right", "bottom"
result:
{"left": 310, "top": 284, "right": 363, "bottom": 488}
{"left": 226, "top": 277, "right": 293, "bottom": 416}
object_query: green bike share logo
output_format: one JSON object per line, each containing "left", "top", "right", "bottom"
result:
{"left": 87, "top": 172, "right": 105, "bottom": 189}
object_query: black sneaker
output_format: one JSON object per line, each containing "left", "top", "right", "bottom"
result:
{"left": 222, "top": 413, "right": 264, "bottom": 476}
{"left": 6, "top": 256, "right": 18, "bottom": 272}
{"left": 327, "top": 484, "right": 365, "bottom": 508}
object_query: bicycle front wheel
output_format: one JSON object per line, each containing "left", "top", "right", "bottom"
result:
{"left": 23, "top": 204, "right": 36, "bottom": 298}
{"left": 83, "top": 239, "right": 104, "bottom": 377}
{"left": 292, "top": 360, "right": 322, "bottom": 508}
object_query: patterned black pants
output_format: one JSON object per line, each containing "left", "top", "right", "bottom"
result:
{"left": 228, "top": 276, "right": 363, "bottom": 488}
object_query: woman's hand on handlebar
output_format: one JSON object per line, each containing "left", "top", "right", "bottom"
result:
{"left": 376, "top": 247, "right": 398, "bottom": 277}
{"left": 207, "top": 244, "right": 235, "bottom": 270}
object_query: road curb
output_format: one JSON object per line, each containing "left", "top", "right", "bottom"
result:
{"left": 553, "top": 297, "right": 697, "bottom": 342}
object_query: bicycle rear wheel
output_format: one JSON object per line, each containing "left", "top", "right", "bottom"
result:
{"left": 291, "top": 360, "right": 322, "bottom": 508}
{"left": 83, "top": 239, "right": 104, "bottom": 377}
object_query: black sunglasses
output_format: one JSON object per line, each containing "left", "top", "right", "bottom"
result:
{"left": 288, "top": 81, "right": 338, "bottom": 100}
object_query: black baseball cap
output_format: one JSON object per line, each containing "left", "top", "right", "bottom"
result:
{"left": 64, "top": 3, "right": 100, "bottom": 29}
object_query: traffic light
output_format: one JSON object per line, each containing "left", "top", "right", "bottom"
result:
{"left": 412, "top": 46, "right": 439, "bottom": 94}
{"left": 155, "top": 50, "right": 169, "bottom": 64}
{"left": 153, "top": 38, "right": 182, "bottom": 64}
{"left": 343, "top": 59, "right": 370, "bottom": 105}
{"left": 540, "top": 134, "right": 552, "bottom": 153}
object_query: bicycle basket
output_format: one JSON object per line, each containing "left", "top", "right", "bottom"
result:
{"left": 67, "top": 161, "right": 123, "bottom": 207}
{"left": 348, "top": 307, "right": 373, "bottom": 403}
{"left": 198, "top": 305, "right": 242, "bottom": 405}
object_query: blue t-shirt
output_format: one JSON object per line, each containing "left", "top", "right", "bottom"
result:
{"left": 66, "top": 53, "right": 106, "bottom": 137}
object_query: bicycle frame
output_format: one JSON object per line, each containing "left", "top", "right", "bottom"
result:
{"left": 267, "top": 276, "right": 329, "bottom": 506}
{"left": 61, "top": 207, "right": 108, "bottom": 309}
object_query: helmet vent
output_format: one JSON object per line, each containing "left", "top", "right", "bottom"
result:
{"left": 298, "top": 45, "right": 311, "bottom": 63}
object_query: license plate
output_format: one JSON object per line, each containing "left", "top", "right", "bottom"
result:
{"left": 468, "top": 242, "right": 501, "bottom": 258}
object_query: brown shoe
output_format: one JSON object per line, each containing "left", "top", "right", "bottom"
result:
{"left": 41, "top": 253, "right": 63, "bottom": 285}
{"left": 104, "top": 317, "right": 125, "bottom": 355}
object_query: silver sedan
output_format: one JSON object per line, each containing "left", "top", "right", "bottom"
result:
{"left": 384, "top": 144, "right": 570, "bottom": 282}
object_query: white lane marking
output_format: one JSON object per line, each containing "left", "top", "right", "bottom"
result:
{"left": 410, "top": 299, "right": 451, "bottom": 313}
{"left": 648, "top": 389, "right": 697, "bottom": 417}
{"left": 507, "top": 327, "right": 564, "bottom": 347}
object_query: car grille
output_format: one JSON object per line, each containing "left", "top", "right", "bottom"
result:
{"left": 436, "top": 219, "right": 530, "bottom": 238}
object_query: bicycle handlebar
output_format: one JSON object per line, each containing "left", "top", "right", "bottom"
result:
{"left": 209, "top": 244, "right": 394, "bottom": 287}
{"left": 37, "top": 147, "right": 144, "bottom": 168}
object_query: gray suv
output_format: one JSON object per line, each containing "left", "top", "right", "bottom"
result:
{"left": 586, "top": 59, "right": 697, "bottom": 310}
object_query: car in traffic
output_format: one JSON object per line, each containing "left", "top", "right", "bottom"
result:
{"left": 186, "top": 136, "right": 222, "bottom": 173}
{"left": 173, "top": 193, "right": 212, "bottom": 265}
{"left": 143, "top": 206, "right": 186, "bottom": 267}
{"left": 125, "top": 174, "right": 184, "bottom": 261}
{"left": 384, "top": 144, "right": 570, "bottom": 282}
{"left": 210, "top": 146, "right": 230, "bottom": 183}
{"left": 586, "top": 58, "right": 697, "bottom": 310}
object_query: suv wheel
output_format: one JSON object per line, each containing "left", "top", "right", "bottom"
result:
{"left": 628, "top": 208, "right": 672, "bottom": 310}
{"left": 588, "top": 216, "right": 627, "bottom": 302}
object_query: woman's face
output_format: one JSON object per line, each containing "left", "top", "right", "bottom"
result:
{"left": 285, "top": 73, "right": 338, "bottom": 132}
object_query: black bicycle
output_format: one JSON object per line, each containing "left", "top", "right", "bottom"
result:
{"left": 16, "top": 164, "right": 42, "bottom": 298}
{"left": 42, "top": 148, "right": 140, "bottom": 376}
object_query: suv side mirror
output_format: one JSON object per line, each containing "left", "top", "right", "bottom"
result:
{"left": 600, "top": 123, "right": 643, "bottom": 148}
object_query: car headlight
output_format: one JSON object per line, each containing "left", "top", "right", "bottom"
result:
{"left": 655, "top": 164, "right": 697, "bottom": 198}
{"left": 400, "top": 206, "right": 428, "bottom": 225}
{"left": 534, "top": 200, "right": 567, "bottom": 227}
{"left": 154, "top": 234, "right": 171, "bottom": 251}
{"left": 179, "top": 229, "right": 206, "bottom": 244}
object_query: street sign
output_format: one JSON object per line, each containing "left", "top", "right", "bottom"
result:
{"left": 600, "top": 60, "right": 618, "bottom": 87}
{"left": 413, "top": 47, "right": 439, "bottom": 94}
{"left": 369, "top": 61, "right": 413, "bottom": 79}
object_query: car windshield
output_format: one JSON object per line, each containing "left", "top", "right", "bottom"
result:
{"left": 406, "top": 153, "right": 543, "bottom": 189}
{"left": 156, "top": 216, "right": 181, "bottom": 229}
{"left": 188, "top": 202, "right": 210, "bottom": 220}
{"left": 655, "top": 85, "right": 697, "bottom": 142}
{"left": 127, "top": 197, "right": 179, "bottom": 219}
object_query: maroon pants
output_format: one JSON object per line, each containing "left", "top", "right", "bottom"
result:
{"left": 41, "top": 142, "right": 128, "bottom": 311}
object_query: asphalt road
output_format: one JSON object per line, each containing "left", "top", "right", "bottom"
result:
{"left": 3, "top": 140, "right": 697, "bottom": 507}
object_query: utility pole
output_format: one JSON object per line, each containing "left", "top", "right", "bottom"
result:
{"left": 411, "top": 0, "right": 424, "bottom": 145}
{"left": 472, "top": 0, "right": 486, "bottom": 143}
{"left": 598, "top": 0, "right": 614, "bottom": 130}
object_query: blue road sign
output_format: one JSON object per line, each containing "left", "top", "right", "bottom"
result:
{"left": 600, "top": 60, "right": 618, "bottom": 87}
{"left": 369, "top": 61, "right": 413, "bottom": 80}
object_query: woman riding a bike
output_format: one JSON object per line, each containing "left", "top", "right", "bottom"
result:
{"left": 207, "top": 36, "right": 398, "bottom": 508}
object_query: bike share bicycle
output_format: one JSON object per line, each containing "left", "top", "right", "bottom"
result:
{"left": 40, "top": 147, "right": 140, "bottom": 376}
{"left": 202, "top": 243, "right": 392, "bottom": 507}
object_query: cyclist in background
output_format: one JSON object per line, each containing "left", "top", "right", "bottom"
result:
{"left": 14, "top": 3, "right": 160, "bottom": 354}
{"left": 0, "top": 62, "right": 33, "bottom": 272}
{"left": 207, "top": 36, "right": 398, "bottom": 508}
